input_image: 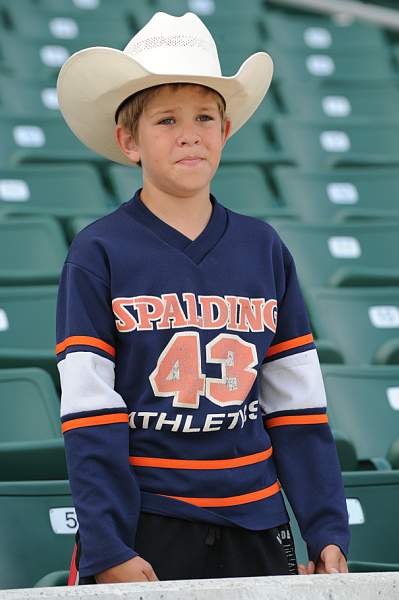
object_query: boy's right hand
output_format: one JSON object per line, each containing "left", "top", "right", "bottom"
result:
{"left": 94, "top": 556, "right": 159, "bottom": 583}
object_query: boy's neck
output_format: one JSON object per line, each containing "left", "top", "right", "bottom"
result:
{"left": 139, "top": 182, "right": 213, "bottom": 241}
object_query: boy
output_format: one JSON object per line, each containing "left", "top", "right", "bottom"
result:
{"left": 56, "top": 11, "right": 350, "bottom": 585}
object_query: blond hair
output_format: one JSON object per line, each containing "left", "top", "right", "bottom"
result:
{"left": 115, "top": 83, "right": 227, "bottom": 167}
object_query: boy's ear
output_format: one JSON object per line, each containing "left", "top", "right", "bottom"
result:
{"left": 222, "top": 118, "right": 232, "bottom": 146}
{"left": 115, "top": 125, "right": 140, "bottom": 163}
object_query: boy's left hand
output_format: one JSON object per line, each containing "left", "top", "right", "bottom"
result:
{"left": 298, "top": 544, "right": 348, "bottom": 575}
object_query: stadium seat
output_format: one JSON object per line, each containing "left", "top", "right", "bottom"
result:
{"left": 0, "top": 115, "right": 103, "bottom": 167}
{"left": 0, "top": 76, "right": 61, "bottom": 118}
{"left": 273, "top": 118, "right": 399, "bottom": 169}
{"left": 0, "top": 480, "right": 75, "bottom": 589}
{"left": 0, "top": 34, "right": 84, "bottom": 82}
{"left": 0, "top": 367, "right": 60, "bottom": 443}
{"left": 34, "top": 571, "right": 69, "bottom": 587}
{"left": 0, "top": 216, "right": 67, "bottom": 284}
{"left": 262, "top": 11, "right": 387, "bottom": 49}
{"left": 155, "top": 0, "right": 264, "bottom": 18}
{"left": 273, "top": 167, "right": 399, "bottom": 223}
{"left": 0, "top": 164, "right": 113, "bottom": 218}
{"left": 307, "top": 287, "right": 399, "bottom": 366}
{"left": 6, "top": 3, "right": 132, "bottom": 46}
{"left": 107, "top": 164, "right": 143, "bottom": 205}
{"left": 221, "top": 122, "right": 285, "bottom": 165}
{"left": 0, "top": 285, "right": 58, "bottom": 381}
{"left": 267, "top": 44, "right": 394, "bottom": 82}
{"left": 278, "top": 80, "right": 399, "bottom": 121}
{"left": 286, "top": 471, "right": 399, "bottom": 567}
{"left": 267, "top": 221, "right": 399, "bottom": 288}
{"left": 211, "top": 165, "right": 280, "bottom": 217}
{"left": 322, "top": 365, "right": 399, "bottom": 467}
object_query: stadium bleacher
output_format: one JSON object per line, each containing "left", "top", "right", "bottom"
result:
{"left": 0, "top": 0, "right": 398, "bottom": 590}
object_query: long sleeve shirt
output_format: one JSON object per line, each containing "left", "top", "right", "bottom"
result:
{"left": 56, "top": 188, "right": 350, "bottom": 577}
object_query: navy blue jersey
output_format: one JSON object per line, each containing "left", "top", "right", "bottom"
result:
{"left": 56, "top": 189, "right": 350, "bottom": 577}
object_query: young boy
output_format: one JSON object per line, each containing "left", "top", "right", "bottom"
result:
{"left": 56, "top": 11, "right": 350, "bottom": 585}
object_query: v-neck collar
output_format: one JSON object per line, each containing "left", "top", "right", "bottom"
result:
{"left": 122, "top": 187, "right": 227, "bottom": 265}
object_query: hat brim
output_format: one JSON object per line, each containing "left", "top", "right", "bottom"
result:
{"left": 57, "top": 47, "right": 273, "bottom": 166}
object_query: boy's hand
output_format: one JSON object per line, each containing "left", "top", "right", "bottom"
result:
{"left": 298, "top": 544, "right": 348, "bottom": 575}
{"left": 95, "top": 556, "right": 159, "bottom": 583}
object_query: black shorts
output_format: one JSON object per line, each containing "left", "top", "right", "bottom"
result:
{"left": 70, "top": 512, "right": 298, "bottom": 585}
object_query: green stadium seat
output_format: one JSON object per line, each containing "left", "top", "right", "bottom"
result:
{"left": 0, "top": 367, "right": 60, "bottom": 443}
{"left": 155, "top": 0, "right": 264, "bottom": 18}
{"left": 0, "top": 34, "right": 84, "bottom": 82}
{"left": 221, "top": 122, "right": 285, "bottom": 165}
{"left": 267, "top": 221, "right": 399, "bottom": 288}
{"left": 0, "top": 216, "right": 67, "bottom": 284}
{"left": 0, "top": 285, "right": 58, "bottom": 381}
{"left": 287, "top": 471, "right": 399, "bottom": 566}
{"left": 6, "top": 2, "right": 132, "bottom": 46}
{"left": 211, "top": 165, "right": 280, "bottom": 217}
{"left": 278, "top": 80, "right": 399, "bottom": 121}
{"left": 262, "top": 12, "right": 387, "bottom": 50}
{"left": 322, "top": 365, "right": 399, "bottom": 468}
{"left": 267, "top": 44, "right": 394, "bottom": 82}
{"left": 0, "top": 76, "right": 61, "bottom": 118}
{"left": 34, "top": 571, "right": 69, "bottom": 587}
{"left": 0, "top": 115, "right": 103, "bottom": 167}
{"left": 107, "top": 164, "right": 143, "bottom": 205}
{"left": 273, "top": 118, "right": 399, "bottom": 169}
{"left": 273, "top": 167, "right": 399, "bottom": 223}
{"left": 0, "top": 480, "right": 75, "bottom": 589}
{"left": 37, "top": 0, "right": 151, "bottom": 22}
{"left": 307, "top": 287, "right": 399, "bottom": 366}
{"left": 0, "top": 164, "right": 113, "bottom": 218}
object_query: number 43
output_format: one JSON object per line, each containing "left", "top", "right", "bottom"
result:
{"left": 149, "top": 332, "right": 258, "bottom": 409}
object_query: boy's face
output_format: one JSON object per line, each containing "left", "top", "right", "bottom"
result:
{"left": 116, "top": 84, "right": 231, "bottom": 197}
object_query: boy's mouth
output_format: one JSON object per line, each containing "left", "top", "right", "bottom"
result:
{"left": 176, "top": 157, "right": 204, "bottom": 166}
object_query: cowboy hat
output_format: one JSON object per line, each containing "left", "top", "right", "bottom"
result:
{"left": 56, "top": 11, "right": 273, "bottom": 166}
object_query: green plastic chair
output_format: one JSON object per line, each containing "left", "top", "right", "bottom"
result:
{"left": 267, "top": 44, "right": 394, "bottom": 82}
{"left": 34, "top": 570, "right": 69, "bottom": 587}
{"left": 37, "top": 0, "right": 151, "bottom": 20}
{"left": 267, "top": 221, "right": 399, "bottom": 288}
{"left": 278, "top": 80, "right": 399, "bottom": 121}
{"left": 0, "top": 164, "right": 113, "bottom": 218}
{"left": 0, "top": 115, "right": 104, "bottom": 167}
{"left": 221, "top": 122, "right": 284, "bottom": 165}
{"left": 0, "top": 33, "right": 84, "bottom": 82}
{"left": 262, "top": 12, "right": 387, "bottom": 50}
{"left": 211, "top": 165, "right": 280, "bottom": 217}
{"left": 0, "top": 480, "right": 75, "bottom": 589}
{"left": 323, "top": 365, "right": 399, "bottom": 468}
{"left": 0, "top": 367, "right": 60, "bottom": 443}
{"left": 107, "top": 164, "right": 143, "bottom": 205}
{"left": 0, "top": 285, "right": 58, "bottom": 380}
{"left": 273, "top": 167, "right": 399, "bottom": 223}
{"left": 307, "top": 287, "right": 399, "bottom": 366}
{"left": 286, "top": 471, "right": 399, "bottom": 567}
{"left": 0, "top": 76, "right": 61, "bottom": 118}
{"left": 6, "top": 2, "right": 132, "bottom": 44}
{"left": 0, "top": 216, "right": 67, "bottom": 284}
{"left": 155, "top": 0, "right": 264, "bottom": 18}
{"left": 273, "top": 118, "right": 399, "bottom": 169}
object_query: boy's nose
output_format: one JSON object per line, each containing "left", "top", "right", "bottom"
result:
{"left": 176, "top": 124, "right": 201, "bottom": 146}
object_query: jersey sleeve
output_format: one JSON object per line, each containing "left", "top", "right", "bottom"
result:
{"left": 258, "top": 240, "right": 350, "bottom": 563}
{"left": 56, "top": 252, "right": 141, "bottom": 578}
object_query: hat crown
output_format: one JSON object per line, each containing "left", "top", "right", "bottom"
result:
{"left": 123, "top": 12, "right": 222, "bottom": 77}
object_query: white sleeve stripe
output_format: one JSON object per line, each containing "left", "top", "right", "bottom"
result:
{"left": 58, "top": 351, "right": 127, "bottom": 418}
{"left": 258, "top": 348, "right": 327, "bottom": 414}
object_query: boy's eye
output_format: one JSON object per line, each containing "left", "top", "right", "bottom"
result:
{"left": 158, "top": 114, "right": 214, "bottom": 125}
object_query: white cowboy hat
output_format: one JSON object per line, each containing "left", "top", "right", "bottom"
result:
{"left": 57, "top": 11, "right": 273, "bottom": 166}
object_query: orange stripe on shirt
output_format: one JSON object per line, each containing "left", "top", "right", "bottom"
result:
{"left": 62, "top": 413, "right": 128, "bottom": 433}
{"left": 266, "top": 414, "right": 329, "bottom": 429}
{"left": 265, "top": 333, "right": 314, "bottom": 359}
{"left": 161, "top": 481, "right": 281, "bottom": 507}
{"left": 129, "top": 447, "right": 273, "bottom": 470}
{"left": 56, "top": 335, "right": 116, "bottom": 358}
